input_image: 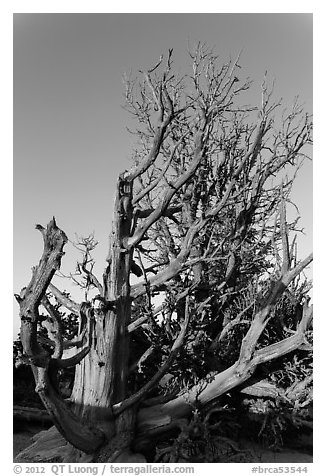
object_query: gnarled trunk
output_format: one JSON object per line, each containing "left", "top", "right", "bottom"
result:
{"left": 70, "top": 176, "right": 133, "bottom": 441}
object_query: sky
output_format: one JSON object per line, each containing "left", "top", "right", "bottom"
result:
{"left": 13, "top": 13, "right": 313, "bottom": 337}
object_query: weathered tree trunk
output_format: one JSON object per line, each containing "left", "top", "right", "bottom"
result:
{"left": 70, "top": 175, "right": 135, "bottom": 450}
{"left": 15, "top": 178, "right": 139, "bottom": 461}
{"left": 15, "top": 220, "right": 104, "bottom": 454}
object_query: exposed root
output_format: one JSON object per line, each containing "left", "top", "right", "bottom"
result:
{"left": 14, "top": 426, "right": 93, "bottom": 463}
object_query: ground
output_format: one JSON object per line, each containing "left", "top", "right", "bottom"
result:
{"left": 13, "top": 426, "right": 44, "bottom": 458}
{"left": 13, "top": 425, "right": 312, "bottom": 463}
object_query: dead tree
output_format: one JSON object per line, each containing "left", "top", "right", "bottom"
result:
{"left": 15, "top": 44, "right": 312, "bottom": 463}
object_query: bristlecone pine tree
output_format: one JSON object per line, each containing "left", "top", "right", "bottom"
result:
{"left": 15, "top": 44, "right": 313, "bottom": 463}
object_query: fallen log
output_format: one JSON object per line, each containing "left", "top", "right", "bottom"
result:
{"left": 13, "top": 405, "right": 53, "bottom": 425}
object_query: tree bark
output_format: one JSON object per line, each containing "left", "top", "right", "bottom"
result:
{"left": 70, "top": 175, "right": 134, "bottom": 440}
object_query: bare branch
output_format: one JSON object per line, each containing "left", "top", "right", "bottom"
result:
{"left": 238, "top": 253, "right": 313, "bottom": 363}
{"left": 280, "top": 186, "right": 291, "bottom": 273}
{"left": 251, "top": 305, "right": 312, "bottom": 366}
{"left": 128, "top": 304, "right": 164, "bottom": 333}
{"left": 126, "top": 130, "right": 206, "bottom": 249}
{"left": 41, "top": 295, "right": 64, "bottom": 359}
{"left": 129, "top": 345, "right": 155, "bottom": 373}
{"left": 48, "top": 283, "right": 79, "bottom": 314}
{"left": 113, "top": 296, "right": 191, "bottom": 415}
{"left": 133, "top": 135, "right": 188, "bottom": 205}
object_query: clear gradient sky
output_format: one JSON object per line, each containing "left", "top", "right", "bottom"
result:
{"left": 13, "top": 13, "right": 313, "bottom": 336}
